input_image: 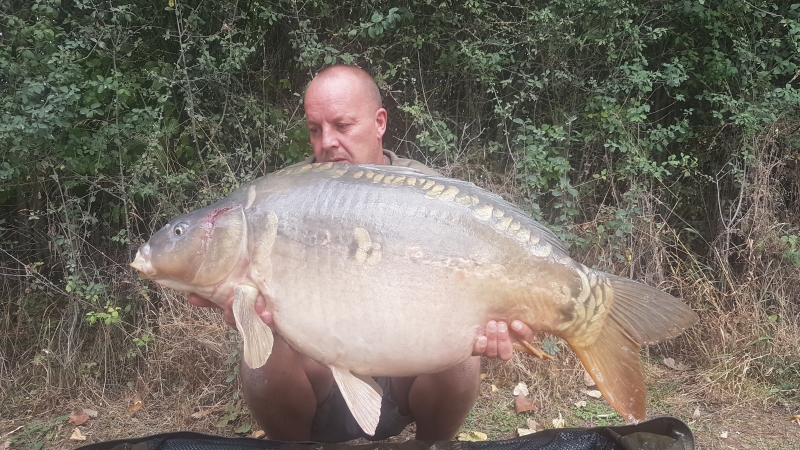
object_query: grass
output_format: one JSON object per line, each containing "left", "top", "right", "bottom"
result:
{"left": 569, "top": 401, "right": 623, "bottom": 428}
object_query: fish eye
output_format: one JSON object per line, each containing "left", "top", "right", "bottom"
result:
{"left": 173, "top": 223, "right": 188, "bottom": 236}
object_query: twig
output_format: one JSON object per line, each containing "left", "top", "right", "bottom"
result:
{"left": 0, "top": 426, "right": 23, "bottom": 439}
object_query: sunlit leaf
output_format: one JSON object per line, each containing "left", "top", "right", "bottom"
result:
{"left": 69, "top": 428, "right": 87, "bottom": 441}
{"left": 128, "top": 394, "right": 143, "bottom": 411}
{"left": 582, "top": 390, "right": 602, "bottom": 399}
{"left": 457, "top": 431, "right": 488, "bottom": 442}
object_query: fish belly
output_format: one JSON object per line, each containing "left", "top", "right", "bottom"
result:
{"left": 247, "top": 179, "right": 548, "bottom": 377}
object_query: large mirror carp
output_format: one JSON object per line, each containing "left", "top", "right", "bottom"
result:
{"left": 131, "top": 162, "right": 698, "bottom": 435}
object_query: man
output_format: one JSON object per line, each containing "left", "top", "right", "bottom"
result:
{"left": 188, "top": 65, "right": 534, "bottom": 442}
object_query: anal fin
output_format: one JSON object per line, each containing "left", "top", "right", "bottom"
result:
{"left": 232, "top": 285, "right": 274, "bottom": 368}
{"left": 330, "top": 366, "right": 383, "bottom": 436}
{"left": 569, "top": 315, "right": 646, "bottom": 423}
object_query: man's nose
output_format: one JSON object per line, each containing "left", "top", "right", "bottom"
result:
{"left": 321, "top": 127, "right": 338, "bottom": 149}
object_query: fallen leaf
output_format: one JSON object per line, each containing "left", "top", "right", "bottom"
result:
{"left": 517, "top": 428, "right": 535, "bottom": 436}
{"left": 515, "top": 394, "right": 538, "bottom": 413}
{"left": 457, "top": 431, "right": 488, "bottom": 442}
{"left": 583, "top": 389, "right": 602, "bottom": 398}
{"left": 69, "top": 428, "right": 87, "bottom": 441}
{"left": 250, "top": 430, "right": 266, "bottom": 439}
{"left": 574, "top": 400, "right": 587, "bottom": 408}
{"left": 583, "top": 371, "right": 596, "bottom": 387}
{"left": 68, "top": 411, "right": 89, "bottom": 426}
{"left": 552, "top": 413, "right": 565, "bottom": 428}
{"left": 513, "top": 382, "right": 529, "bottom": 397}
{"left": 480, "top": 373, "right": 487, "bottom": 380}
{"left": 128, "top": 393, "right": 143, "bottom": 412}
{"left": 1, "top": 441, "right": 11, "bottom": 450}
{"left": 664, "top": 357, "right": 686, "bottom": 371}
{"left": 526, "top": 418, "right": 541, "bottom": 432}
{"left": 720, "top": 431, "right": 728, "bottom": 439}
{"left": 83, "top": 408, "right": 98, "bottom": 418}
{"left": 490, "top": 384, "right": 498, "bottom": 393}
{"left": 692, "top": 407, "right": 701, "bottom": 419}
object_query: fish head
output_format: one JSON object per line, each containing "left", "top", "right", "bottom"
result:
{"left": 131, "top": 204, "right": 247, "bottom": 300}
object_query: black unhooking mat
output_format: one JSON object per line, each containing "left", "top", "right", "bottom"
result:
{"left": 76, "top": 417, "right": 693, "bottom": 450}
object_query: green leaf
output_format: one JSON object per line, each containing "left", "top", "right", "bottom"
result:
{"left": 542, "top": 336, "right": 561, "bottom": 356}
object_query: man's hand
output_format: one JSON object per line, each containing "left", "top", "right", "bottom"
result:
{"left": 187, "top": 293, "right": 274, "bottom": 329}
{"left": 472, "top": 320, "right": 534, "bottom": 361}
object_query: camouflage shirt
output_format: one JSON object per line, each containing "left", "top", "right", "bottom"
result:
{"left": 292, "top": 149, "right": 441, "bottom": 177}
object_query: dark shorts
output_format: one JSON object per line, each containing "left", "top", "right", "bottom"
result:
{"left": 309, "top": 377, "right": 413, "bottom": 443}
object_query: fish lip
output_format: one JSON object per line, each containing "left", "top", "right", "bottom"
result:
{"left": 130, "top": 245, "right": 155, "bottom": 279}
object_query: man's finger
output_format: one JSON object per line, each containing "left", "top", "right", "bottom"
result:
{"left": 254, "top": 294, "right": 275, "bottom": 327}
{"left": 510, "top": 320, "right": 535, "bottom": 342}
{"left": 222, "top": 308, "right": 237, "bottom": 328}
{"left": 472, "top": 335, "right": 488, "bottom": 356}
{"left": 484, "top": 320, "right": 498, "bottom": 358}
{"left": 496, "top": 321, "right": 513, "bottom": 361}
{"left": 187, "top": 293, "right": 217, "bottom": 309}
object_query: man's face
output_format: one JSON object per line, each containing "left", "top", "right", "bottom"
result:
{"left": 304, "top": 74, "right": 387, "bottom": 165}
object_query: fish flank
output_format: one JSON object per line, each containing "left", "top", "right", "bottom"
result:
{"left": 245, "top": 186, "right": 257, "bottom": 209}
{"left": 473, "top": 204, "right": 493, "bottom": 221}
{"left": 439, "top": 186, "right": 459, "bottom": 201}
{"left": 426, "top": 184, "right": 445, "bottom": 198}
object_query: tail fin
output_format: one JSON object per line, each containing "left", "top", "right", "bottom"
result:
{"left": 566, "top": 275, "right": 698, "bottom": 423}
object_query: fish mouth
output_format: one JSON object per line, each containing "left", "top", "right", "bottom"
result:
{"left": 130, "top": 244, "right": 156, "bottom": 279}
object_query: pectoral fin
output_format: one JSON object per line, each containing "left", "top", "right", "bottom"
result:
{"left": 232, "top": 285, "right": 274, "bottom": 369}
{"left": 329, "top": 366, "right": 383, "bottom": 436}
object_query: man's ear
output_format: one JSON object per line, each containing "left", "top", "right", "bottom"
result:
{"left": 375, "top": 108, "right": 387, "bottom": 138}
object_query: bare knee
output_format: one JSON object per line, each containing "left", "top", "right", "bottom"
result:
{"left": 241, "top": 334, "right": 333, "bottom": 440}
{"left": 408, "top": 357, "right": 481, "bottom": 440}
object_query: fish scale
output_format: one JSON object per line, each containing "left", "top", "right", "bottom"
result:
{"left": 131, "top": 162, "right": 698, "bottom": 436}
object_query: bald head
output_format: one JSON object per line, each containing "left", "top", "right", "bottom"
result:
{"left": 306, "top": 65, "right": 382, "bottom": 110}
{"left": 303, "top": 65, "right": 388, "bottom": 165}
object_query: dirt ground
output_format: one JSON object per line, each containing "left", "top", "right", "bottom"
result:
{"left": 2, "top": 362, "right": 798, "bottom": 450}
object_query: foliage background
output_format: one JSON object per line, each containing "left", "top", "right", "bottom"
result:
{"left": 1, "top": 0, "right": 799, "bottom": 437}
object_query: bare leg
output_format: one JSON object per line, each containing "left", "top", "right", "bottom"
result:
{"left": 391, "top": 357, "right": 481, "bottom": 441}
{"left": 241, "top": 333, "right": 333, "bottom": 441}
